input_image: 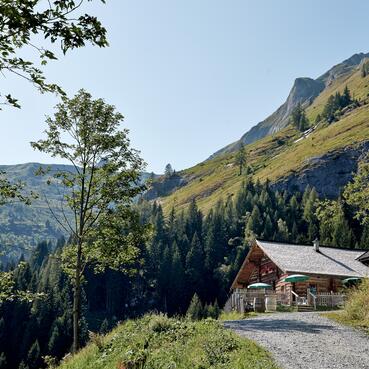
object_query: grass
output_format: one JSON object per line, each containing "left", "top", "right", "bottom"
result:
{"left": 219, "top": 311, "right": 259, "bottom": 321}
{"left": 159, "top": 70, "right": 369, "bottom": 214}
{"left": 324, "top": 279, "right": 369, "bottom": 332}
{"left": 56, "top": 314, "right": 279, "bottom": 369}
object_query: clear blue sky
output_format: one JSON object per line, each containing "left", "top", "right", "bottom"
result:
{"left": 1, "top": 0, "right": 369, "bottom": 173}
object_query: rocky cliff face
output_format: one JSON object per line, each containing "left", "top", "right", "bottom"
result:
{"left": 271, "top": 141, "right": 369, "bottom": 198}
{"left": 143, "top": 173, "right": 187, "bottom": 200}
{"left": 210, "top": 52, "right": 369, "bottom": 159}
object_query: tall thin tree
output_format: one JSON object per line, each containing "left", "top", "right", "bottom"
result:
{"left": 31, "top": 89, "right": 145, "bottom": 352}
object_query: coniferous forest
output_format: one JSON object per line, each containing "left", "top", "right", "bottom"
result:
{"left": 1, "top": 169, "right": 369, "bottom": 368}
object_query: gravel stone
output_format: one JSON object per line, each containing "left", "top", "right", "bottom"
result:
{"left": 224, "top": 312, "right": 369, "bottom": 369}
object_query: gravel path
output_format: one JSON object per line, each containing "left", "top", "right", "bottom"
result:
{"left": 224, "top": 312, "right": 369, "bottom": 369}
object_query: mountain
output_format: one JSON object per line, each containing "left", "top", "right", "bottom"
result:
{"left": 147, "top": 52, "right": 369, "bottom": 214}
{"left": 210, "top": 52, "right": 369, "bottom": 159}
{"left": 0, "top": 163, "right": 156, "bottom": 263}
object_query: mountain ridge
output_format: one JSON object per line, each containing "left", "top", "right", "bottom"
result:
{"left": 209, "top": 52, "right": 369, "bottom": 159}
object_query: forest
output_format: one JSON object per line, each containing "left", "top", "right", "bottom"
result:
{"left": 1, "top": 163, "right": 368, "bottom": 368}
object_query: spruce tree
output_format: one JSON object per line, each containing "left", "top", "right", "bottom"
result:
{"left": 99, "top": 319, "right": 110, "bottom": 335}
{"left": 169, "top": 243, "right": 186, "bottom": 313}
{"left": 246, "top": 205, "right": 262, "bottom": 237}
{"left": 26, "top": 340, "right": 41, "bottom": 369}
{"left": 186, "top": 294, "right": 203, "bottom": 321}
{"left": 186, "top": 233, "right": 205, "bottom": 297}
{"left": 235, "top": 143, "right": 246, "bottom": 175}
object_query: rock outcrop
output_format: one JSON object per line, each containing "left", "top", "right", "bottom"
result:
{"left": 271, "top": 141, "right": 369, "bottom": 198}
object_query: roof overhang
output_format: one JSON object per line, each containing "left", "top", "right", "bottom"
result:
{"left": 230, "top": 239, "right": 286, "bottom": 290}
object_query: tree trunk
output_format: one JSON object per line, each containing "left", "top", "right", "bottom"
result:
{"left": 72, "top": 241, "right": 82, "bottom": 353}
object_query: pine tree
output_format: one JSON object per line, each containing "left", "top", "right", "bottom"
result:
{"left": 164, "top": 163, "right": 174, "bottom": 178}
{"left": 99, "top": 318, "right": 110, "bottom": 335}
{"left": 185, "top": 199, "right": 203, "bottom": 242}
{"left": 186, "top": 233, "right": 205, "bottom": 296}
{"left": 341, "top": 86, "right": 352, "bottom": 107}
{"left": 48, "top": 325, "right": 62, "bottom": 358}
{"left": 186, "top": 294, "right": 203, "bottom": 321}
{"left": 207, "top": 300, "right": 220, "bottom": 319}
{"left": 169, "top": 243, "right": 186, "bottom": 313}
{"left": 26, "top": 340, "right": 41, "bottom": 369}
{"left": 262, "top": 214, "right": 273, "bottom": 239}
{"left": 235, "top": 143, "right": 246, "bottom": 175}
{"left": 29, "top": 241, "right": 49, "bottom": 271}
{"left": 246, "top": 205, "right": 262, "bottom": 237}
{"left": 291, "top": 103, "right": 309, "bottom": 131}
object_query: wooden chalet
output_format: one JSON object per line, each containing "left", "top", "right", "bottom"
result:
{"left": 228, "top": 239, "right": 369, "bottom": 311}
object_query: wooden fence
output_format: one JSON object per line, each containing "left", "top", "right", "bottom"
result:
{"left": 225, "top": 289, "right": 346, "bottom": 312}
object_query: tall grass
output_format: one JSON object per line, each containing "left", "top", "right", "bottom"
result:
{"left": 342, "top": 279, "right": 369, "bottom": 327}
{"left": 57, "top": 314, "right": 279, "bottom": 369}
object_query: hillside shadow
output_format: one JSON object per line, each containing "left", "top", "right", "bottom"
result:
{"left": 224, "top": 318, "right": 333, "bottom": 334}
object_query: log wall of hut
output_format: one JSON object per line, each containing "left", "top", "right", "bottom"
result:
{"left": 276, "top": 274, "right": 344, "bottom": 297}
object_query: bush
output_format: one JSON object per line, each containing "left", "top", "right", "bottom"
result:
{"left": 343, "top": 278, "right": 369, "bottom": 326}
{"left": 148, "top": 313, "right": 173, "bottom": 333}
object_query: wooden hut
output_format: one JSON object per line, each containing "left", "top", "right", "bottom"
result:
{"left": 229, "top": 239, "right": 369, "bottom": 310}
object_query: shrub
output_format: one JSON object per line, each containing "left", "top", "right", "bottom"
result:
{"left": 343, "top": 278, "right": 369, "bottom": 326}
{"left": 148, "top": 314, "right": 173, "bottom": 333}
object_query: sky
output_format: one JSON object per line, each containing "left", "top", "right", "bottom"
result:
{"left": 1, "top": 0, "right": 369, "bottom": 173}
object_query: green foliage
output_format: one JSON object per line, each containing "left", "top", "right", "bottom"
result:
{"left": 56, "top": 315, "right": 279, "bottom": 369}
{"left": 341, "top": 279, "right": 369, "bottom": 328}
{"left": 321, "top": 86, "right": 353, "bottom": 123}
{"left": 186, "top": 294, "right": 203, "bottom": 321}
{"left": 344, "top": 159, "right": 369, "bottom": 226}
{"left": 99, "top": 319, "right": 110, "bottom": 335}
{"left": 31, "top": 89, "right": 146, "bottom": 351}
{"left": 290, "top": 103, "right": 309, "bottom": 131}
{"left": 235, "top": 143, "right": 246, "bottom": 175}
{"left": 316, "top": 200, "right": 355, "bottom": 248}
{"left": 27, "top": 340, "right": 41, "bottom": 369}
{"left": 164, "top": 163, "right": 174, "bottom": 178}
{"left": 0, "top": 0, "right": 108, "bottom": 108}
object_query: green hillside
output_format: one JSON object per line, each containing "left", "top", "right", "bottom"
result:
{"left": 56, "top": 315, "right": 278, "bottom": 369}
{"left": 0, "top": 164, "right": 155, "bottom": 262}
{"left": 157, "top": 64, "right": 369, "bottom": 214}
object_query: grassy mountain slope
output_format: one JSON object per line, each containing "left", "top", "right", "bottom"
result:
{"left": 57, "top": 315, "right": 278, "bottom": 369}
{"left": 157, "top": 63, "right": 369, "bottom": 214}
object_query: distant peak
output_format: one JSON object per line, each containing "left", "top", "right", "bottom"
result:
{"left": 342, "top": 52, "right": 369, "bottom": 66}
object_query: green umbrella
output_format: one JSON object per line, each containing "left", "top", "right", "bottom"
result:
{"left": 283, "top": 274, "right": 310, "bottom": 283}
{"left": 247, "top": 282, "right": 272, "bottom": 289}
{"left": 342, "top": 277, "right": 362, "bottom": 285}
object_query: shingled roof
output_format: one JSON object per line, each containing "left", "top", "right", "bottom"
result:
{"left": 257, "top": 240, "right": 369, "bottom": 278}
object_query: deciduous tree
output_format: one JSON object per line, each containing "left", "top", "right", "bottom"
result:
{"left": 31, "top": 89, "right": 146, "bottom": 352}
{"left": 0, "top": 0, "right": 108, "bottom": 109}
